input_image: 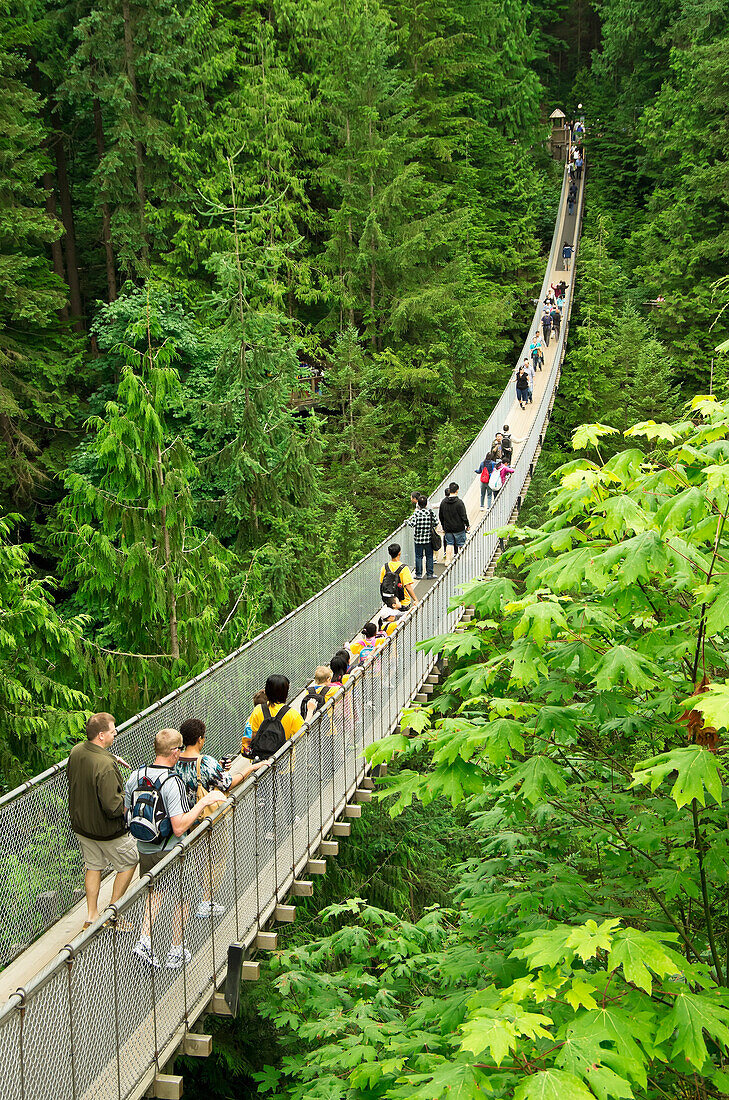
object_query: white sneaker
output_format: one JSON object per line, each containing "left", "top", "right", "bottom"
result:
{"left": 196, "top": 901, "right": 225, "bottom": 919}
{"left": 165, "top": 945, "right": 191, "bottom": 969}
{"left": 133, "top": 940, "right": 161, "bottom": 968}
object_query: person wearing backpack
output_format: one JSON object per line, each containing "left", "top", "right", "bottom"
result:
{"left": 407, "top": 494, "right": 437, "bottom": 579}
{"left": 476, "top": 449, "right": 497, "bottom": 510}
{"left": 439, "top": 482, "right": 470, "bottom": 559}
{"left": 244, "top": 673, "right": 303, "bottom": 758}
{"left": 175, "top": 718, "right": 265, "bottom": 918}
{"left": 125, "top": 727, "right": 226, "bottom": 968}
{"left": 380, "top": 543, "right": 417, "bottom": 609}
{"left": 301, "top": 666, "right": 337, "bottom": 720}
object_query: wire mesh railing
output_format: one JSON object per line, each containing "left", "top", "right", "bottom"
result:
{"left": 0, "top": 160, "right": 583, "bottom": 1100}
{"left": 0, "top": 157, "right": 578, "bottom": 975}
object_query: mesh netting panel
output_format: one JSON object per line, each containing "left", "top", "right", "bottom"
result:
{"left": 0, "top": 158, "right": 582, "bottom": 1100}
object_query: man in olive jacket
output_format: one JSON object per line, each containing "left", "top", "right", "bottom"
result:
{"left": 68, "top": 712, "right": 138, "bottom": 929}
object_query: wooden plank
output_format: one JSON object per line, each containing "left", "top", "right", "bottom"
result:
{"left": 320, "top": 839, "right": 338, "bottom": 856}
{"left": 360, "top": 777, "right": 375, "bottom": 789}
{"left": 241, "top": 960, "right": 260, "bottom": 981}
{"left": 210, "top": 992, "right": 232, "bottom": 1016}
{"left": 182, "top": 1032, "right": 212, "bottom": 1057}
{"left": 355, "top": 789, "right": 373, "bottom": 803}
{"left": 152, "top": 1074, "right": 183, "bottom": 1099}
{"left": 255, "top": 931, "right": 278, "bottom": 950}
{"left": 344, "top": 804, "right": 362, "bottom": 818}
{"left": 332, "top": 821, "right": 351, "bottom": 836}
{"left": 292, "top": 879, "right": 313, "bottom": 897}
{"left": 275, "top": 904, "right": 296, "bottom": 922}
{"left": 307, "top": 859, "right": 326, "bottom": 875}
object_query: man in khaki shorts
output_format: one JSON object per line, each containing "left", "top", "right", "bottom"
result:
{"left": 68, "top": 712, "right": 138, "bottom": 930}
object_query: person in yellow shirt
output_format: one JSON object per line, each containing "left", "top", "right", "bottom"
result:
{"left": 243, "top": 673, "right": 303, "bottom": 753}
{"left": 378, "top": 606, "right": 405, "bottom": 635}
{"left": 379, "top": 543, "right": 418, "bottom": 609}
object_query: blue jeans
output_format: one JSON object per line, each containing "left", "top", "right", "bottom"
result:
{"left": 414, "top": 542, "right": 434, "bottom": 578}
{"left": 444, "top": 530, "right": 467, "bottom": 554}
{"left": 480, "top": 483, "right": 496, "bottom": 509}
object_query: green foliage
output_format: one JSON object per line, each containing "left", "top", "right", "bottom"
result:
{"left": 0, "top": 9, "right": 81, "bottom": 504}
{"left": 54, "top": 288, "right": 230, "bottom": 709}
{"left": 254, "top": 397, "right": 729, "bottom": 1098}
{"left": 0, "top": 514, "right": 86, "bottom": 783}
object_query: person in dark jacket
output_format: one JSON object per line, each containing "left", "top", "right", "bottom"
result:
{"left": 439, "top": 482, "right": 470, "bottom": 560}
{"left": 68, "top": 712, "right": 138, "bottom": 930}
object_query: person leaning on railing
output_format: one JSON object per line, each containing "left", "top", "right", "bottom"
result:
{"left": 124, "top": 728, "right": 226, "bottom": 969}
{"left": 67, "top": 711, "right": 139, "bottom": 932}
{"left": 175, "top": 718, "right": 265, "bottom": 918}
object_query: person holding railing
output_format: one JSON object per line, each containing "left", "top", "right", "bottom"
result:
{"left": 175, "top": 718, "right": 265, "bottom": 918}
{"left": 125, "top": 728, "right": 226, "bottom": 968}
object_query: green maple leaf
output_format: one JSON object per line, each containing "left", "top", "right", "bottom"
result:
{"left": 427, "top": 757, "right": 486, "bottom": 806}
{"left": 513, "top": 600, "right": 569, "bottom": 646}
{"left": 596, "top": 494, "right": 649, "bottom": 538}
{"left": 405, "top": 1059, "right": 489, "bottom": 1099}
{"left": 567, "top": 919, "right": 620, "bottom": 962}
{"left": 632, "top": 746, "right": 723, "bottom": 809}
{"left": 608, "top": 928, "right": 682, "bottom": 993}
{"left": 460, "top": 1007, "right": 552, "bottom": 1064}
{"left": 572, "top": 423, "right": 619, "bottom": 450}
{"left": 367, "top": 733, "right": 412, "bottom": 765}
{"left": 514, "top": 1069, "right": 595, "bottom": 1100}
{"left": 688, "top": 680, "right": 729, "bottom": 731}
{"left": 557, "top": 1033, "right": 634, "bottom": 1100}
{"left": 592, "top": 645, "right": 659, "bottom": 692}
{"left": 624, "top": 420, "right": 683, "bottom": 442}
{"left": 500, "top": 755, "right": 566, "bottom": 805}
{"left": 569, "top": 1007, "right": 653, "bottom": 1089}
{"left": 564, "top": 977, "right": 599, "bottom": 1011}
{"left": 655, "top": 990, "right": 729, "bottom": 1069}
{"left": 704, "top": 581, "right": 729, "bottom": 634}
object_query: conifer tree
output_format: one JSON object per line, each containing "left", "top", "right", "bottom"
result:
{"left": 0, "top": 15, "right": 80, "bottom": 503}
{"left": 0, "top": 514, "right": 87, "bottom": 781}
{"left": 56, "top": 289, "right": 230, "bottom": 703}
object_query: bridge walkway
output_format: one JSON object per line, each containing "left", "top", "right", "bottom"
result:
{"left": 0, "top": 159, "right": 584, "bottom": 1100}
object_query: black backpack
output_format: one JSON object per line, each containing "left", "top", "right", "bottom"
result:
{"left": 380, "top": 563, "right": 405, "bottom": 603}
{"left": 502, "top": 432, "right": 512, "bottom": 455}
{"left": 248, "top": 704, "right": 289, "bottom": 760}
{"left": 300, "top": 685, "right": 328, "bottom": 719}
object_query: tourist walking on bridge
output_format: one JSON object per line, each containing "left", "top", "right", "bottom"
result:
{"left": 516, "top": 364, "right": 530, "bottom": 410}
{"left": 68, "top": 712, "right": 139, "bottom": 931}
{"left": 407, "top": 494, "right": 437, "bottom": 579}
{"left": 439, "top": 482, "right": 469, "bottom": 560}
{"left": 380, "top": 543, "right": 417, "bottom": 608}
{"left": 562, "top": 241, "right": 573, "bottom": 271}
{"left": 542, "top": 309, "right": 552, "bottom": 346}
{"left": 550, "top": 304, "right": 562, "bottom": 341}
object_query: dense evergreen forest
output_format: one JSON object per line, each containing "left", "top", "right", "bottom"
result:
{"left": 4, "top": 0, "right": 729, "bottom": 1094}
{"left": 2, "top": 0, "right": 559, "bottom": 781}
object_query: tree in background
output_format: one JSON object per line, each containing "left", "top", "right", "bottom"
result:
{"left": 0, "top": 514, "right": 87, "bottom": 782}
{"left": 55, "top": 290, "right": 230, "bottom": 710}
{"left": 0, "top": 11, "right": 81, "bottom": 505}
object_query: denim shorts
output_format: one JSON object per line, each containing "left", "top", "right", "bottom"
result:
{"left": 444, "top": 531, "right": 467, "bottom": 549}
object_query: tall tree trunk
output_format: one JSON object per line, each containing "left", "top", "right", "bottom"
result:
{"left": 156, "top": 444, "right": 179, "bottom": 660}
{"left": 52, "top": 124, "right": 85, "bottom": 331}
{"left": 92, "top": 95, "right": 118, "bottom": 301}
{"left": 346, "top": 115, "right": 354, "bottom": 324}
{"left": 121, "top": 0, "right": 149, "bottom": 267}
{"left": 43, "top": 171, "right": 70, "bottom": 323}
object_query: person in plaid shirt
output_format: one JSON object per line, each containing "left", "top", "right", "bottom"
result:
{"left": 407, "top": 494, "right": 437, "bottom": 579}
